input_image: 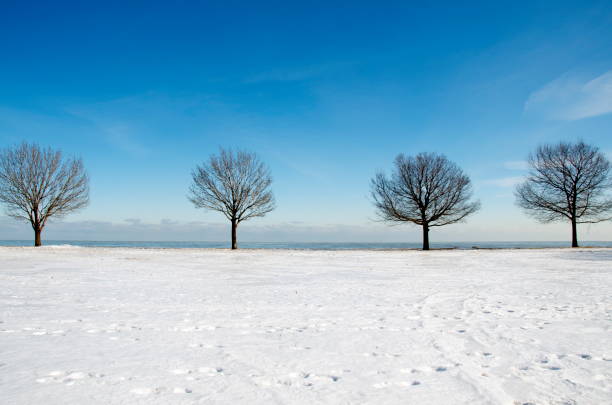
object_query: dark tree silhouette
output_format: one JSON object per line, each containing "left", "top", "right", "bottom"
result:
{"left": 515, "top": 141, "right": 612, "bottom": 247}
{"left": 188, "top": 148, "right": 275, "bottom": 249}
{"left": 371, "top": 152, "right": 480, "bottom": 250}
{"left": 0, "top": 142, "right": 89, "bottom": 246}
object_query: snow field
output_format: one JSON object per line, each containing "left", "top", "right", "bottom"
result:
{"left": 0, "top": 247, "right": 610, "bottom": 404}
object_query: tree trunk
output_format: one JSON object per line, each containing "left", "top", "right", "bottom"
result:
{"left": 422, "top": 223, "right": 430, "bottom": 251}
{"left": 571, "top": 218, "right": 578, "bottom": 248}
{"left": 34, "top": 226, "right": 42, "bottom": 247}
{"left": 231, "top": 219, "right": 238, "bottom": 250}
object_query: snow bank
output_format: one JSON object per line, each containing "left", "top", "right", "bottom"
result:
{"left": 0, "top": 247, "right": 610, "bottom": 404}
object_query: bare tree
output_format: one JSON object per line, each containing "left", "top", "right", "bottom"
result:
{"left": 0, "top": 142, "right": 89, "bottom": 246}
{"left": 188, "top": 148, "right": 275, "bottom": 249}
{"left": 371, "top": 152, "right": 480, "bottom": 250}
{"left": 515, "top": 141, "right": 612, "bottom": 247}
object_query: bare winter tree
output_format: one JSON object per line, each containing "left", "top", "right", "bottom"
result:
{"left": 515, "top": 141, "right": 612, "bottom": 248}
{"left": 0, "top": 142, "right": 89, "bottom": 246}
{"left": 371, "top": 152, "right": 480, "bottom": 250}
{"left": 188, "top": 148, "right": 275, "bottom": 249}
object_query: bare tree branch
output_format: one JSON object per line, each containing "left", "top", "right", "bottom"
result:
{"left": 187, "top": 148, "right": 275, "bottom": 249}
{"left": 371, "top": 152, "right": 480, "bottom": 250}
{"left": 515, "top": 141, "right": 612, "bottom": 247}
{"left": 0, "top": 142, "right": 89, "bottom": 246}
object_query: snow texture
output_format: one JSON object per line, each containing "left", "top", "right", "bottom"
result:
{"left": 0, "top": 247, "right": 610, "bottom": 404}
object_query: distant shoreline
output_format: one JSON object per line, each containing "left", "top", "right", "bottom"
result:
{"left": 1, "top": 243, "right": 611, "bottom": 252}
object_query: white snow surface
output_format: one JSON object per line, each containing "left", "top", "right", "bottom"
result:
{"left": 0, "top": 247, "right": 611, "bottom": 404}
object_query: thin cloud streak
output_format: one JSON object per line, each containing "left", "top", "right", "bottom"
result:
{"left": 2, "top": 215, "right": 611, "bottom": 243}
{"left": 0, "top": 216, "right": 406, "bottom": 242}
{"left": 525, "top": 69, "right": 612, "bottom": 121}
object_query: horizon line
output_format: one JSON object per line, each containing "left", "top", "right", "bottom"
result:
{"left": 1, "top": 239, "right": 611, "bottom": 243}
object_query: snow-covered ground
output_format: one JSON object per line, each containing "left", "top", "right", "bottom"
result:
{"left": 0, "top": 247, "right": 610, "bottom": 404}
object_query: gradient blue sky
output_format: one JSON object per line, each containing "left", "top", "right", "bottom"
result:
{"left": 1, "top": 0, "right": 612, "bottom": 242}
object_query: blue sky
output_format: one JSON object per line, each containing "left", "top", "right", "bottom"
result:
{"left": 1, "top": 0, "right": 612, "bottom": 242}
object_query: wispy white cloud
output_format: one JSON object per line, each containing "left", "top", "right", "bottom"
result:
{"left": 525, "top": 69, "right": 612, "bottom": 120}
{"left": 482, "top": 176, "right": 524, "bottom": 188}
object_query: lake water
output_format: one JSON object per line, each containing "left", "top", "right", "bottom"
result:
{"left": 1, "top": 240, "right": 611, "bottom": 249}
